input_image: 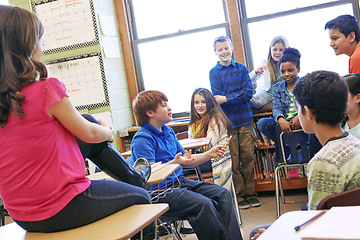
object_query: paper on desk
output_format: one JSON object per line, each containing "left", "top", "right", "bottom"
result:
{"left": 298, "top": 206, "right": 360, "bottom": 240}
{"left": 178, "top": 138, "right": 202, "bottom": 145}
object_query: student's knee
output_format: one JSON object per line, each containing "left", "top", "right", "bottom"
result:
{"left": 250, "top": 98, "right": 262, "bottom": 109}
{"left": 256, "top": 118, "right": 267, "bottom": 133}
{"left": 81, "top": 113, "right": 98, "bottom": 124}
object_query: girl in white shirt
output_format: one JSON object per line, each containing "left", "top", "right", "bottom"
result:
{"left": 250, "top": 36, "right": 289, "bottom": 109}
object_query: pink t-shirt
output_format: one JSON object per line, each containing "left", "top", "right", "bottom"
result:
{"left": 0, "top": 78, "right": 90, "bottom": 221}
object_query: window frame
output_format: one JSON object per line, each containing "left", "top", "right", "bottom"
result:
{"left": 125, "top": 0, "right": 232, "bottom": 117}
{"left": 238, "top": 0, "right": 360, "bottom": 72}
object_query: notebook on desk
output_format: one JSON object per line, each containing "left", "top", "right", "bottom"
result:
{"left": 297, "top": 206, "right": 360, "bottom": 240}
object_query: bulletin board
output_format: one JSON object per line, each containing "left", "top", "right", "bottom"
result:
{"left": 31, "top": 0, "right": 99, "bottom": 55}
{"left": 31, "top": 0, "right": 109, "bottom": 110}
{"left": 45, "top": 52, "right": 109, "bottom": 110}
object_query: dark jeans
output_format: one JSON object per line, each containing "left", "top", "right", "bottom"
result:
{"left": 157, "top": 178, "right": 243, "bottom": 240}
{"left": 14, "top": 114, "right": 151, "bottom": 232}
{"left": 257, "top": 118, "right": 322, "bottom": 163}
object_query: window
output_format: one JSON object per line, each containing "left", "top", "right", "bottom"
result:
{"left": 239, "top": 0, "right": 360, "bottom": 76}
{"left": 127, "top": 0, "right": 229, "bottom": 116}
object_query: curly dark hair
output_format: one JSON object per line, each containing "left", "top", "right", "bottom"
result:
{"left": 278, "top": 47, "right": 301, "bottom": 68}
{"left": 0, "top": 5, "right": 48, "bottom": 128}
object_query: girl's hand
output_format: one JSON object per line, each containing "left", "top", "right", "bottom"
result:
{"left": 97, "top": 119, "right": 114, "bottom": 142}
{"left": 290, "top": 116, "right": 301, "bottom": 130}
{"left": 210, "top": 145, "right": 226, "bottom": 158}
{"left": 255, "top": 66, "right": 267, "bottom": 75}
{"left": 278, "top": 118, "right": 292, "bottom": 135}
{"left": 214, "top": 95, "right": 227, "bottom": 105}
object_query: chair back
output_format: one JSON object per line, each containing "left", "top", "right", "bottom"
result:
{"left": 175, "top": 131, "right": 188, "bottom": 140}
{"left": 280, "top": 129, "right": 310, "bottom": 164}
{"left": 316, "top": 187, "right": 360, "bottom": 210}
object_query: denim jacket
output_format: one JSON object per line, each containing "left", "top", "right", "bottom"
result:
{"left": 272, "top": 80, "right": 297, "bottom": 123}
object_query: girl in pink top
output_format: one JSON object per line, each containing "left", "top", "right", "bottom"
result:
{"left": 0, "top": 5, "right": 150, "bottom": 232}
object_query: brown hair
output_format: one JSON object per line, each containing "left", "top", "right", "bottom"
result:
{"left": 189, "top": 88, "right": 232, "bottom": 137}
{"left": 0, "top": 5, "right": 47, "bottom": 128}
{"left": 132, "top": 90, "right": 168, "bottom": 126}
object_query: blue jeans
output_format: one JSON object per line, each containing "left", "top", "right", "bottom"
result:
{"left": 157, "top": 178, "right": 243, "bottom": 240}
{"left": 250, "top": 91, "right": 273, "bottom": 109}
{"left": 256, "top": 118, "right": 283, "bottom": 163}
{"left": 14, "top": 114, "right": 151, "bottom": 232}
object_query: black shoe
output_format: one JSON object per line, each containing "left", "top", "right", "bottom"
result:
{"left": 248, "top": 198, "right": 261, "bottom": 207}
{"left": 89, "top": 142, "right": 150, "bottom": 188}
{"left": 180, "top": 227, "right": 195, "bottom": 234}
{"left": 238, "top": 200, "right": 250, "bottom": 209}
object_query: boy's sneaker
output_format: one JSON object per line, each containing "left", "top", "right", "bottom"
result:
{"left": 238, "top": 200, "right": 250, "bottom": 209}
{"left": 248, "top": 198, "right": 261, "bottom": 207}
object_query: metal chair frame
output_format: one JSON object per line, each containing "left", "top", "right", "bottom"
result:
{"left": 275, "top": 129, "right": 310, "bottom": 218}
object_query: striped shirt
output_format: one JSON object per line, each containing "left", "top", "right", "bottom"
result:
{"left": 286, "top": 88, "right": 297, "bottom": 120}
{"left": 209, "top": 59, "right": 254, "bottom": 128}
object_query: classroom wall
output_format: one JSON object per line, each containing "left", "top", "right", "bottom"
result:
{"left": 10, "top": 0, "right": 135, "bottom": 141}
{"left": 92, "top": 0, "right": 133, "bottom": 131}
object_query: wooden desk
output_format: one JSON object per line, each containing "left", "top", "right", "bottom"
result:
{"left": 120, "top": 138, "right": 210, "bottom": 159}
{"left": 87, "top": 164, "right": 181, "bottom": 203}
{"left": 0, "top": 204, "right": 169, "bottom": 240}
{"left": 146, "top": 164, "right": 180, "bottom": 185}
{"left": 257, "top": 210, "right": 322, "bottom": 240}
{"left": 178, "top": 138, "right": 210, "bottom": 151}
{"left": 87, "top": 164, "right": 180, "bottom": 186}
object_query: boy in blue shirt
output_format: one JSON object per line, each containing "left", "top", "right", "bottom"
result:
{"left": 131, "top": 90, "right": 243, "bottom": 240}
{"left": 209, "top": 35, "right": 260, "bottom": 209}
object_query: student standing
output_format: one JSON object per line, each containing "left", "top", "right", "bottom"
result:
{"left": 249, "top": 36, "right": 289, "bottom": 109}
{"left": 325, "top": 15, "right": 360, "bottom": 74}
{"left": 131, "top": 90, "right": 243, "bottom": 240}
{"left": 188, "top": 88, "right": 233, "bottom": 189}
{"left": 0, "top": 5, "right": 150, "bottom": 232}
{"left": 209, "top": 35, "right": 260, "bottom": 209}
{"left": 257, "top": 48, "right": 302, "bottom": 162}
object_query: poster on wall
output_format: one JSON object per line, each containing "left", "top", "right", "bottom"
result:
{"left": 45, "top": 52, "right": 109, "bottom": 110}
{"left": 32, "top": 0, "right": 99, "bottom": 54}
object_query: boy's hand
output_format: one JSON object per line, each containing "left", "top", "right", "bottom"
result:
{"left": 250, "top": 228, "right": 266, "bottom": 240}
{"left": 172, "top": 150, "right": 195, "bottom": 165}
{"left": 214, "top": 95, "right": 227, "bottom": 105}
{"left": 278, "top": 118, "right": 293, "bottom": 135}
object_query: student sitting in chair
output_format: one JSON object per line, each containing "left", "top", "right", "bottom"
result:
{"left": 131, "top": 90, "right": 243, "bottom": 240}
{"left": 294, "top": 70, "right": 360, "bottom": 210}
{"left": 251, "top": 70, "right": 360, "bottom": 239}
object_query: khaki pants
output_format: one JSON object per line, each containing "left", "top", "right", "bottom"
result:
{"left": 229, "top": 123, "right": 257, "bottom": 202}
